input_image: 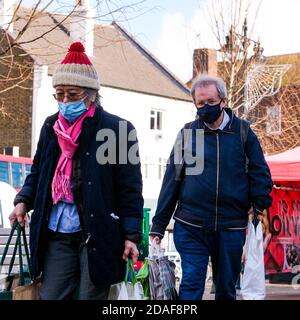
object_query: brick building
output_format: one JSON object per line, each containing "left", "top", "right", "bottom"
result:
{"left": 0, "top": 30, "right": 34, "bottom": 157}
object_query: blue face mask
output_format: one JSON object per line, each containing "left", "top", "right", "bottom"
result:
{"left": 197, "top": 101, "right": 223, "bottom": 124}
{"left": 58, "top": 97, "right": 88, "bottom": 121}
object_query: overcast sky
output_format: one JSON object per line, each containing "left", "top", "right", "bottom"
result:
{"left": 22, "top": 0, "right": 300, "bottom": 83}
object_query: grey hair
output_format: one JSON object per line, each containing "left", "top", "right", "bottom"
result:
{"left": 83, "top": 87, "right": 101, "bottom": 107}
{"left": 191, "top": 75, "right": 227, "bottom": 101}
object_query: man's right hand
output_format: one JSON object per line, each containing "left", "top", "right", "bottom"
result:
{"left": 9, "top": 203, "right": 27, "bottom": 227}
{"left": 150, "top": 235, "right": 161, "bottom": 245}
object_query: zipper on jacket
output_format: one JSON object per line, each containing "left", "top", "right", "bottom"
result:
{"left": 215, "top": 132, "right": 220, "bottom": 231}
{"left": 85, "top": 233, "right": 91, "bottom": 245}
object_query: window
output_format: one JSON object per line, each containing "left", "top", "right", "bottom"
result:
{"left": 25, "top": 164, "right": 31, "bottom": 178}
{"left": 167, "top": 231, "right": 176, "bottom": 252}
{"left": 0, "top": 200, "right": 3, "bottom": 228}
{"left": 142, "top": 156, "right": 165, "bottom": 180}
{"left": 142, "top": 157, "right": 149, "bottom": 179}
{"left": 150, "top": 110, "right": 163, "bottom": 130}
{"left": 266, "top": 105, "right": 281, "bottom": 135}
{"left": 158, "top": 158, "right": 167, "bottom": 180}
{"left": 11, "top": 162, "right": 23, "bottom": 189}
{"left": 150, "top": 111, "right": 155, "bottom": 130}
{"left": 0, "top": 161, "right": 9, "bottom": 184}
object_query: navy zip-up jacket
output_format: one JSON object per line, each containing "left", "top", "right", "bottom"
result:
{"left": 150, "top": 108, "right": 273, "bottom": 238}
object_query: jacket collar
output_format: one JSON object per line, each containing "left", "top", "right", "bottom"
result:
{"left": 223, "top": 107, "right": 236, "bottom": 130}
{"left": 82, "top": 105, "right": 102, "bottom": 127}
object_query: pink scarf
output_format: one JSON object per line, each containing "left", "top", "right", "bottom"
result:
{"left": 51, "top": 105, "right": 96, "bottom": 204}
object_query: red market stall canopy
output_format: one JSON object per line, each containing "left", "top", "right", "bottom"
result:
{"left": 264, "top": 147, "right": 300, "bottom": 274}
{"left": 266, "top": 147, "right": 300, "bottom": 187}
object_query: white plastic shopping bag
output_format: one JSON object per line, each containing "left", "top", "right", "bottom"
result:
{"left": 109, "top": 281, "right": 144, "bottom": 300}
{"left": 241, "top": 220, "right": 266, "bottom": 300}
{"left": 108, "top": 259, "right": 144, "bottom": 300}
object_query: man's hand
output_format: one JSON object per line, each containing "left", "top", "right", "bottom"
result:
{"left": 249, "top": 206, "right": 265, "bottom": 230}
{"left": 150, "top": 235, "right": 161, "bottom": 245}
{"left": 9, "top": 203, "right": 27, "bottom": 227}
{"left": 248, "top": 206, "right": 264, "bottom": 223}
{"left": 248, "top": 207, "right": 254, "bottom": 216}
{"left": 122, "top": 240, "right": 139, "bottom": 264}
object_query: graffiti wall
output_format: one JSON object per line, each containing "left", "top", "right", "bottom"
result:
{"left": 265, "top": 188, "right": 300, "bottom": 273}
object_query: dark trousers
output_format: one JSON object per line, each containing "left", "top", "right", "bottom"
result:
{"left": 39, "top": 230, "right": 110, "bottom": 300}
{"left": 174, "top": 221, "right": 246, "bottom": 300}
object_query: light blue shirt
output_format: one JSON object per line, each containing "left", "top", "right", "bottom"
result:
{"left": 48, "top": 201, "right": 81, "bottom": 233}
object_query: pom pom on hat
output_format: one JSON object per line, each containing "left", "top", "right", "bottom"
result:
{"left": 61, "top": 41, "right": 92, "bottom": 65}
{"left": 68, "top": 42, "right": 85, "bottom": 52}
{"left": 52, "top": 41, "right": 99, "bottom": 90}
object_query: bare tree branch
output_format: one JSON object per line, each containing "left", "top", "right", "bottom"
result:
{"left": 200, "top": 0, "right": 300, "bottom": 154}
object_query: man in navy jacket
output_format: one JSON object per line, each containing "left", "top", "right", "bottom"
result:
{"left": 150, "top": 74, "right": 272, "bottom": 300}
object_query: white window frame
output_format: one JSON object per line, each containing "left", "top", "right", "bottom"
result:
{"left": 266, "top": 105, "right": 281, "bottom": 135}
{"left": 150, "top": 109, "right": 163, "bottom": 130}
{"left": 142, "top": 157, "right": 149, "bottom": 179}
{"left": 0, "top": 200, "right": 3, "bottom": 228}
{"left": 158, "top": 157, "right": 167, "bottom": 180}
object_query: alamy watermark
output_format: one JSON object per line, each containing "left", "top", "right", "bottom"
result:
{"left": 95, "top": 121, "right": 204, "bottom": 176}
{"left": 291, "top": 265, "right": 300, "bottom": 290}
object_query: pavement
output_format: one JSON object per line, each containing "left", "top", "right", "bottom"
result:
{"left": 202, "top": 280, "right": 300, "bottom": 300}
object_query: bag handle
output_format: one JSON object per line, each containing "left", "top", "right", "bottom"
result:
{"left": 7, "top": 237, "right": 18, "bottom": 276}
{"left": 0, "top": 222, "right": 33, "bottom": 286}
{"left": 124, "top": 259, "right": 137, "bottom": 285}
{"left": 17, "top": 224, "right": 25, "bottom": 286}
{"left": 0, "top": 222, "right": 18, "bottom": 267}
{"left": 1, "top": 223, "right": 19, "bottom": 291}
{"left": 21, "top": 223, "right": 32, "bottom": 279}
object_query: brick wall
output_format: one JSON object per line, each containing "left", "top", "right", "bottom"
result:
{"left": 193, "top": 48, "right": 218, "bottom": 78}
{"left": 0, "top": 31, "right": 33, "bottom": 157}
{"left": 252, "top": 88, "right": 300, "bottom": 155}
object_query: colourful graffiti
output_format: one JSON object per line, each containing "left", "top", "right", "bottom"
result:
{"left": 265, "top": 188, "right": 300, "bottom": 273}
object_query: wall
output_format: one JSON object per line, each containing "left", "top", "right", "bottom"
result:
{"left": 31, "top": 65, "right": 57, "bottom": 157}
{"left": 0, "top": 32, "right": 33, "bottom": 157}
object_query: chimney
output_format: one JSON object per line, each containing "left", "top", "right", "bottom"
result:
{"left": 70, "top": 0, "right": 94, "bottom": 57}
{"left": 0, "top": 0, "right": 15, "bottom": 33}
{"left": 193, "top": 48, "right": 217, "bottom": 78}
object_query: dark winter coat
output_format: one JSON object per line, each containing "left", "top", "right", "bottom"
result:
{"left": 14, "top": 106, "right": 144, "bottom": 285}
{"left": 150, "top": 108, "right": 273, "bottom": 237}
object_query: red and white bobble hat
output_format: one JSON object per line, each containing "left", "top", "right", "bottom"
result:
{"left": 52, "top": 42, "right": 100, "bottom": 90}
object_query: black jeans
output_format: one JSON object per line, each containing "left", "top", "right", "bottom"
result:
{"left": 39, "top": 230, "right": 110, "bottom": 300}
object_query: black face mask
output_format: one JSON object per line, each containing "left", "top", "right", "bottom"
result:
{"left": 197, "top": 101, "right": 223, "bottom": 124}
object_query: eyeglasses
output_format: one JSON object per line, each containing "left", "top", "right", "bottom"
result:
{"left": 196, "top": 99, "right": 223, "bottom": 108}
{"left": 53, "top": 91, "right": 86, "bottom": 102}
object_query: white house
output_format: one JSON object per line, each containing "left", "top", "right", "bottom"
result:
{"left": 0, "top": 0, "right": 195, "bottom": 242}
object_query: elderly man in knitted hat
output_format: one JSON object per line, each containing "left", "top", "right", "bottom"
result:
{"left": 9, "top": 42, "right": 144, "bottom": 300}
